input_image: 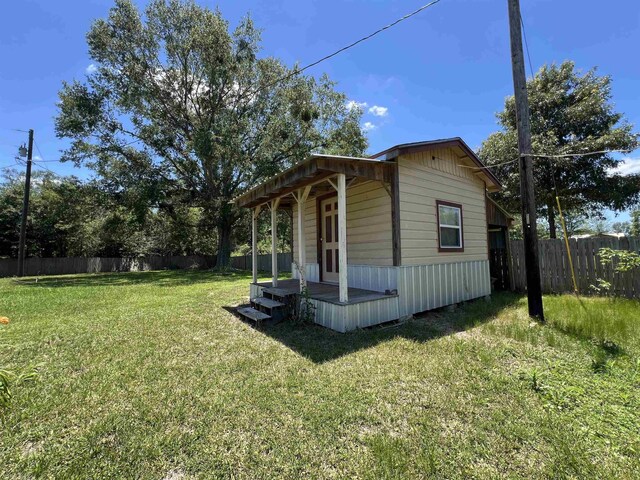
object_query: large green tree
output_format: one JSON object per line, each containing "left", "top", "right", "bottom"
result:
{"left": 56, "top": 0, "right": 366, "bottom": 266}
{"left": 479, "top": 61, "right": 639, "bottom": 238}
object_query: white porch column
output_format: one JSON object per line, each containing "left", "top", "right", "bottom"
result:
{"left": 270, "top": 198, "right": 281, "bottom": 287}
{"left": 252, "top": 205, "right": 261, "bottom": 284}
{"left": 337, "top": 173, "right": 348, "bottom": 302}
{"left": 295, "top": 186, "right": 311, "bottom": 291}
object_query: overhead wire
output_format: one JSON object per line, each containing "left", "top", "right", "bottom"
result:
{"left": 519, "top": 12, "right": 534, "bottom": 78}
{"left": 255, "top": 0, "right": 443, "bottom": 93}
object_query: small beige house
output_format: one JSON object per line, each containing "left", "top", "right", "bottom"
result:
{"left": 234, "top": 138, "right": 502, "bottom": 332}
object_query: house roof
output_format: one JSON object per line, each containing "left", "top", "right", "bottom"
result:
{"left": 234, "top": 138, "right": 503, "bottom": 209}
{"left": 486, "top": 196, "right": 514, "bottom": 227}
{"left": 233, "top": 153, "right": 394, "bottom": 208}
{"left": 370, "top": 137, "right": 502, "bottom": 191}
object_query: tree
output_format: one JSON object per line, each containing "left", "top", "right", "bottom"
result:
{"left": 55, "top": 0, "right": 366, "bottom": 267}
{"left": 479, "top": 61, "right": 639, "bottom": 238}
{"left": 631, "top": 210, "right": 640, "bottom": 237}
{"left": 611, "top": 221, "right": 630, "bottom": 235}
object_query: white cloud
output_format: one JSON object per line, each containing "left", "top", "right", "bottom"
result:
{"left": 346, "top": 100, "right": 368, "bottom": 111}
{"left": 368, "top": 105, "right": 388, "bottom": 117}
{"left": 33, "top": 155, "right": 42, "bottom": 161}
{"left": 608, "top": 157, "right": 640, "bottom": 176}
{"left": 86, "top": 64, "right": 97, "bottom": 74}
{"left": 362, "top": 122, "right": 376, "bottom": 132}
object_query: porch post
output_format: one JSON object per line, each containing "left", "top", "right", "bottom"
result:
{"left": 271, "top": 198, "right": 280, "bottom": 287}
{"left": 337, "top": 173, "right": 348, "bottom": 302}
{"left": 296, "top": 186, "right": 311, "bottom": 292}
{"left": 252, "top": 205, "right": 261, "bottom": 284}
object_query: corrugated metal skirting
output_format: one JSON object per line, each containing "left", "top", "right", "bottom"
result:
{"left": 291, "top": 263, "right": 320, "bottom": 283}
{"left": 312, "top": 296, "right": 400, "bottom": 333}
{"left": 396, "top": 260, "right": 491, "bottom": 317}
{"left": 248, "top": 260, "right": 491, "bottom": 332}
{"left": 347, "top": 265, "right": 398, "bottom": 291}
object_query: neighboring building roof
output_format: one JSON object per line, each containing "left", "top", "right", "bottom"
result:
{"left": 370, "top": 137, "right": 502, "bottom": 191}
{"left": 571, "top": 232, "right": 628, "bottom": 239}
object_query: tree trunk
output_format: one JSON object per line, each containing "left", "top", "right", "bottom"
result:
{"left": 216, "top": 223, "right": 233, "bottom": 269}
{"left": 548, "top": 199, "right": 557, "bottom": 239}
{"left": 215, "top": 202, "right": 236, "bottom": 269}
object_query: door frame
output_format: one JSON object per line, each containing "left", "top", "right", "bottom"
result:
{"left": 315, "top": 191, "right": 338, "bottom": 283}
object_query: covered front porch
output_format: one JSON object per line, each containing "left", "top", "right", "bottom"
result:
{"left": 235, "top": 153, "right": 399, "bottom": 304}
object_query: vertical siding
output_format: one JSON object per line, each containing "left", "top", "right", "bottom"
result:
{"left": 250, "top": 259, "right": 491, "bottom": 331}
{"left": 398, "top": 148, "right": 489, "bottom": 265}
{"left": 347, "top": 264, "right": 398, "bottom": 291}
{"left": 291, "top": 263, "right": 320, "bottom": 283}
{"left": 292, "top": 180, "right": 393, "bottom": 268}
{"left": 311, "top": 297, "right": 400, "bottom": 333}
{"left": 396, "top": 260, "right": 491, "bottom": 317}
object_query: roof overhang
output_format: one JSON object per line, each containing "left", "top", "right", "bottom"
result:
{"left": 371, "top": 137, "right": 502, "bottom": 192}
{"left": 234, "top": 154, "right": 395, "bottom": 209}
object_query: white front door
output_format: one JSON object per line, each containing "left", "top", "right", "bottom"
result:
{"left": 321, "top": 197, "right": 339, "bottom": 283}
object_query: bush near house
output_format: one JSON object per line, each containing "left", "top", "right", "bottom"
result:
{"left": 0, "top": 270, "right": 638, "bottom": 478}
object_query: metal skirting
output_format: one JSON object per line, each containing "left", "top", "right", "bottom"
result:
{"left": 347, "top": 265, "right": 398, "bottom": 292}
{"left": 248, "top": 260, "right": 491, "bottom": 332}
{"left": 396, "top": 260, "right": 491, "bottom": 317}
{"left": 311, "top": 295, "right": 400, "bottom": 333}
{"left": 291, "top": 263, "right": 320, "bottom": 283}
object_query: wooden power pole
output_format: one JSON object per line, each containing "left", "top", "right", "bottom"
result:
{"left": 506, "top": 0, "right": 544, "bottom": 320}
{"left": 17, "top": 129, "right": 34, "bottom": 277}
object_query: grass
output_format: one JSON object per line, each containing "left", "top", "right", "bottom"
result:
{"left": 1, "top": 269, "right": 639, "bottom": 479}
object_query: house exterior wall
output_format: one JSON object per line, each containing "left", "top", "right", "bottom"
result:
{"left": 292, "top": 180, "right": 393, "bottom": 270}
{"left": 397, "top": 147, "right": 489, "bottom": 265}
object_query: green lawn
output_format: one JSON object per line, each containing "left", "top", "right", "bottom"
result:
{"left": 1, "top": 270, "right": 639, "bottom": 479}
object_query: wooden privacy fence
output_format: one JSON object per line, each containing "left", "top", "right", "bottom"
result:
{"left": 0, "top": 252, "right": 292, "bottom": 278}
{"left": 229, "top": 252, "right": 292, "bottom": 273}
{"left": 510, "top": 237, "right": 640, "bottom": 298}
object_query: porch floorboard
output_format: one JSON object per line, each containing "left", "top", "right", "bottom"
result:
{"left": 254, "top": 279, "right": 393, "bottom": 305}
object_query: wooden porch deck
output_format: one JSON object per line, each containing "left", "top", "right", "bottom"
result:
{"left": 254, "top": 279, "right": 394, "bottom": 305}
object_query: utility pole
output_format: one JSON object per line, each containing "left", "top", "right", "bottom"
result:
{"left": 17, "top": 129, "right": 34, "bottom": 277}
{"left": 506, "top": 0, "right": 544, "bottom": 320}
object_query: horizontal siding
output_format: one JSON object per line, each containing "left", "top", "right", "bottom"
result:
{"left": 293, "top": 180, "right": 393, "bottom": 268}
{"left": 398, "top": 148, "right": 488, "bottom": 265}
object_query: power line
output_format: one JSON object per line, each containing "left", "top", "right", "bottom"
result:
{"left": 456, "top": 148, "right": 637, "bottom": 171}
{"left": 258, "top": 0, "right": 443, "bottom": 92}
{"left": 525, "top": 149, "right": 634, "bottom": 159}
{"left": 519, "top": 12, "right": 534, "bottom": 78}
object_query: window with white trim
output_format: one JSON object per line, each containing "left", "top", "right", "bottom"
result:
{"left": 437, "top": 201, "right": 463, "bottom": 250}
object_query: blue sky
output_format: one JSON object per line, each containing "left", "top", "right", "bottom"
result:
{"left": 1, "top": 0, "right": 638, "bottom": 221}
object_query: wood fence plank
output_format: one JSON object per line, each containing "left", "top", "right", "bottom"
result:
{"left": 506, "top": 236, "right": 639, "bottom": 299}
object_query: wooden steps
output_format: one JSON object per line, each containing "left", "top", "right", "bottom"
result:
{"left": 262, "top": 287, "right": 297, "bottom": 301}
{"left": 251, "top": 297, "right": 285, "bottom": 309}
{"left": 237, "top": 306, "right": 271, "bottom": 325}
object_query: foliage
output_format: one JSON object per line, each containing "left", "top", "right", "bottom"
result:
{"left": 0, "top": 169, "right": 218, "bottom": 258}
{"left": 479, "top": 61, "right": 639, "bottom": 238}
{"left": 631, "top": 209, "right": 640, "bottom": 236}
{"left": 1, "top": 274, "right": 639, "bottom": 477}
{"left": 291, "top": 286, "right": 316, "bottom": 325}
{"left": 611, "top": 221, "right": 630, "bottom": 235}
{"left": 598, "top": 247, "right": 640, "bottom": 272}
{"left": 590, "top": 247, "right": 640, "bottom": 295}
{"left": 55, "top": 0, "right": 366, "bottom": 267}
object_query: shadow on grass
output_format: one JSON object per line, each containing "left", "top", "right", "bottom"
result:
{"left": 228, "top": 292, "right": 523, "bottom": 363}
{"left": 11, "top": 269, "right": 252, "bottom": 288}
